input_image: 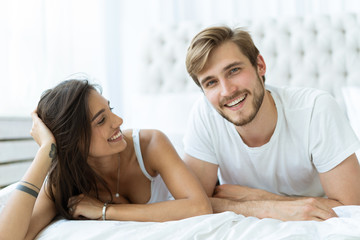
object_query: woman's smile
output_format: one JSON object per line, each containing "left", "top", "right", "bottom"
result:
{"left": 108, "top": 130, "right": 123, "bottom": 142}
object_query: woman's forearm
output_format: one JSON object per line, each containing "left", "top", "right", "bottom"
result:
{"left": 0, "top": 143, "right": 54, "bottom": 240}
{"left": 105, "top": 197, "right": 212, "bottom": 222}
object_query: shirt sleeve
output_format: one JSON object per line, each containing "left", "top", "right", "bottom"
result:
{"left": 183, "top": 96, "right": 219, "bottom": 165}
{"left": 309, "top": 93, "right": 360, "bottom": 173}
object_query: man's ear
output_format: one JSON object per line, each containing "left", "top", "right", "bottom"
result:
{"left": 256, "top": 54, "right": 266, "bottom": 77}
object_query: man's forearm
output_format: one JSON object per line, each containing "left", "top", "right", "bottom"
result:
{"left": 214, "top": 184, "right": 343, "bottom": 208}
{"left": 284, "top": 196, "right": 342, "bottom": 208}
{"left": 254, "top": 191, "right": 343, "bottom": 208}
{"left": 209, "top": 197, "right": 338, "bottom": 221}
{"left": 210, "top": 197, "right": 270, "bottom": 218}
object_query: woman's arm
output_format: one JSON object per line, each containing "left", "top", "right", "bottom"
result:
{"left": 0, "top": 112, "right": 57, "bottom": 240}
{"left": 111, "top": 130, "right": 212, "bottom": 221}
{"left": 70, "top": 130, "right": 212, "bottom": 222}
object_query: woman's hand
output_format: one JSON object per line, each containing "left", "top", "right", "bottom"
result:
{"left": 30, "top": 110, "right": 56, "bottom": 147}
{"left": 67, "top": 194, "right": 104, "bottom": 220}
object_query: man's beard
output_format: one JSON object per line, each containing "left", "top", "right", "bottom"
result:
{"left": 217, "top": 75, "right": 265, "bottom": 127}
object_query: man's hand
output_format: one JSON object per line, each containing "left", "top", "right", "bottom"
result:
{"left": 268, "top": 198, "right": 338, "bottom": 221}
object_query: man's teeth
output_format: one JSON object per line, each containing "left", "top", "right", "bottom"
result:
{"left": 109, "top": 131, "right": 121, "bottom": 141}
{"left": 227, "top": 95, "right": 246, "bottom": 107}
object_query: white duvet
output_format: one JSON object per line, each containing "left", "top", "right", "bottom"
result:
{"left": 33, "top": 206, "right": 360, "bottom": 240}
{"left": 2, "top": 184, "right": 360, "bottom": 240}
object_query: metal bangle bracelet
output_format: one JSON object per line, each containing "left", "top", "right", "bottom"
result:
{"left": 102, "top": 202, "right": 108, "bottom": 220}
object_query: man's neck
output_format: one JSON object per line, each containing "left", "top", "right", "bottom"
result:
{"left": 235, "top": 90, "right": 277, "bottom": 147}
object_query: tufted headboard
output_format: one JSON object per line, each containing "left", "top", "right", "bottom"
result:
{"left": 125, "top": 13, "right": 360, "bottom": 153}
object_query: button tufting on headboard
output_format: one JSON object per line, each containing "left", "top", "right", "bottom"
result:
{"left": 128, "top": 14, "right": 360, "bottom": 137}
{"left": 138, "top": 14, "right": 360, "bottom": 102}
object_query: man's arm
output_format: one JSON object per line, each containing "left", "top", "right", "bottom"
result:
{"left": 210, "top": 197, "right": 336, "bottom": 221}
{"left": 211, "top": 185, "right": 337, "bottom": 220}
{"left": 213, "top": 184, "right": 342, "bottom": 209}
{"left": 183, "top": 154, "right": 218, "bottom": 197}
{"left": 319, "top": 153, "right": 360, "bottom": 205}
{"left": 209, "top": 155, "right": 360, "bottom": 220}
{"left": 221, "top": 152, "right": 360, "bottom": 207}
{"left": 184, "top": 154, "right": 337, "bottom": 221}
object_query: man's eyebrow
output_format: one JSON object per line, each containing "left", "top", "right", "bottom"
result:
{"left": 91, "top": 109, "right": 105, "bottom": 122}
{"left": 222, "top": 61, "right": 244, "bottom": 72}
{"left": 200, "top": 76, "right": 214, "bottom": 86}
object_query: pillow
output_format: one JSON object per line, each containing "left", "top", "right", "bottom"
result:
{"left": 342, "top": 86, "right": 360, "bottom": 159}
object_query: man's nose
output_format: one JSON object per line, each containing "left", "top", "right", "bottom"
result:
{"left": 220, "top": 78, "right": 236, "bottom": 96}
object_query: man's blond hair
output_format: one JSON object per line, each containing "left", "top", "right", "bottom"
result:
{"left": 186, "top": 26, "right": 263, "bottom": 87}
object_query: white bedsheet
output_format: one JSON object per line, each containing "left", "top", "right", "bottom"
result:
{"left": 34, "top": 206, "right": 360, "bottom": 240}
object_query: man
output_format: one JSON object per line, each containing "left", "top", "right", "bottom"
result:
{"left": 183, "top": 26, "right": 360, "bottom": 221}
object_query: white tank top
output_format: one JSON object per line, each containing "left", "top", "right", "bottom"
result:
{"left": 132, "top": 129, "right": 173, "bottom": 204}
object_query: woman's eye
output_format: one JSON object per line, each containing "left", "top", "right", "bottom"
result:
{"left": 110, "top": 107, "right": 114, "bottom": 111}
{"left": 97, "top": 117, "right": 105, "bottom": 125}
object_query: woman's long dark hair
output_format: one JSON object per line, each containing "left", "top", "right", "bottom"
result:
{"left": 37, "top": 79, "right": 112, "bottom": 219}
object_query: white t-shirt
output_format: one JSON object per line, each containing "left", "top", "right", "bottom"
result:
{"left": 184, "top": 85, "right": 360, "bottom": 197}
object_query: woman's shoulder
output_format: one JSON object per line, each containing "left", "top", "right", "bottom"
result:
{"left": 139, "top": 129, "right": 168, "bottom": 147}
{"left": 128, "top": 129, "right": 173, "bottom": 172}
{"left": 123, "top": 129, "right": 168, "bottom": 149}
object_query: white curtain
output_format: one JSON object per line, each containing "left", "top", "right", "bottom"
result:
{"left": 1, "top": 0, "right": 359, "bottom": 117}
{"left": 0, "top": 0, "right": 111, "bottom": 117}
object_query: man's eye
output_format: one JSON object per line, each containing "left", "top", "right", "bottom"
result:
{"left": 206, "top": 80, "right": 216, "bottom": 87}
{"left": 230, "top": 67, "right": 240, "bottom": 74}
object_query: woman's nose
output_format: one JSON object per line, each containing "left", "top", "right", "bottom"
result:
{"left": 111, "top": 113, "right": 123, "bottom": 128}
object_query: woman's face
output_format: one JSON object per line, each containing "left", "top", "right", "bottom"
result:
{"left": 87, "top": 90, "right": 127, "bottom": 158}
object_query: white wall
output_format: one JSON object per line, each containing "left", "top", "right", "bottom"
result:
{"left": 117, "top": 0, "right": 360, "bottom": 128}
{"left": 0, "top": 0, "right": 109, "bottom": 117}
{"left": 1, "top": 0, "right": 360, "bottom": 119}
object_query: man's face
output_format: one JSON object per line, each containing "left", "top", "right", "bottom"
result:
{"left": 197, "top": 41, "right": 266, "bottom": 126}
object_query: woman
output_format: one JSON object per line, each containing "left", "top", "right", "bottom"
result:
{"left": 0, "top": 79, "right": 212, "bottom": 240}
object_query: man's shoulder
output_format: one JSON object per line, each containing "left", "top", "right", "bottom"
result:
{"left": 267, "top": 84, "right": 330, "bottom": 108}
{"left": 267, "top": 84, "right": 328, "bottom": 97}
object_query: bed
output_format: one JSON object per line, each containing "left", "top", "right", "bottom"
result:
{"left": 1, "top": 182, "right": 360, "bottom": 239}
{"left": 2, "top": 13, "right": 360, "bottom": 239}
